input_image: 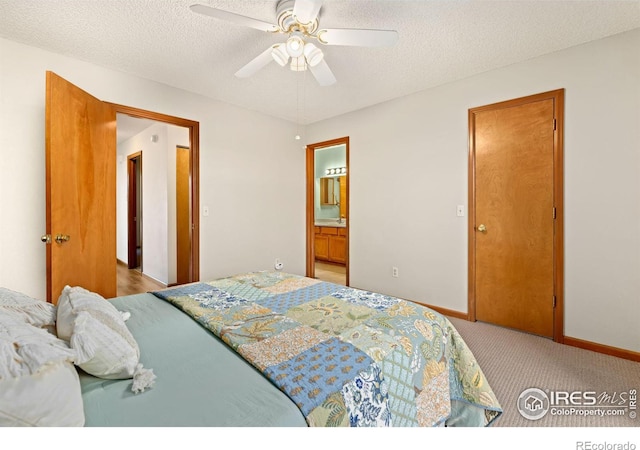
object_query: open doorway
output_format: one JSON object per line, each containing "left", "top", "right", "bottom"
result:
{"left": 127, "top": 152, "right": 142, "bottom": 270}
{"left": 114, "top": 107, "right": 199, "bottom": 295}
{"left": 306, "top": 137, "right": 349, "bottom": 286}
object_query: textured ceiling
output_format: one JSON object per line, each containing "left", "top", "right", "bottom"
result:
{"left": 1, "top": 1, "right": 639, "bottom": 124}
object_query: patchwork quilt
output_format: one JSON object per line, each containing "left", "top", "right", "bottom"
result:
{"left": 152, "top": 271, "right": 502, "bottom": 427}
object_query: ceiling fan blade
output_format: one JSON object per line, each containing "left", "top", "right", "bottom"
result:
{"left": 317, "top": 28, "right": 399, "bottom": 47}
{"left": 235, "top": 46, "right": 276, "bottom": 78}
{"left": 190, "top": 4, "right": 278, "bottom": 33}
{"left": 309, "top": 59, "right": 336, "bottom": 86}
{"left": 293, "top": 0, "right": 323, "bottom": 26}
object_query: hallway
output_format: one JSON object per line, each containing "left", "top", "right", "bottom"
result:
{"left": 116, "top": 261, "right": 164, "bottom": 297}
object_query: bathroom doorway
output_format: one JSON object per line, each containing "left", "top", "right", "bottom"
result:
{"left": 306, "top": 137, "right": 349, "bottom": 286}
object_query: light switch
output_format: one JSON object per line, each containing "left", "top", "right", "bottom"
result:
{"left": 203, "top": 206, "right": 210, "bottom": 217}
{"left": 456, "top": 205, "right": 465, "bottom": 217}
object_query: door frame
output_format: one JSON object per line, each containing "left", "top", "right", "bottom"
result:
{"left": 306, "top": 136, "right": 350, "bottom": 285}
{"left": 110, "top": 103, "right": 201, "bottom": 283}
{"left": 127, "top": 151, "right": 142, "bottom": 270}
{"left": 467, "top": 89, "right": 564, "bottom": 342}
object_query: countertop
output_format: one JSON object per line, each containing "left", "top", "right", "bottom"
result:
{"left": 314, "top": 219, "right": 347, "bottom": 228}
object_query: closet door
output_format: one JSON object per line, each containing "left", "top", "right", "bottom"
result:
{"left": 469, "top": 89, "right": 564, "bottom": 339}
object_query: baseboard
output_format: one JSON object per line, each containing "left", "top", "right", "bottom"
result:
{"left": 139, "top": 272, "right": 167, "bottom": 288}
{"left": 418, "top": 303, "right": 469, "bottom": 320}
{"left": 422, "top": 303, "right": 640, "bottom": 362}
{"left": 563, "top": 336, "right": 640, "bottom": 363}
{"left": 117, "top": 259, "right": 167, "bottom": 288}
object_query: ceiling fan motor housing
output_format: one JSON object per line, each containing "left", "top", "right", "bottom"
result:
{"left": 277, "top": 0, "right": 319, "bottom": 35}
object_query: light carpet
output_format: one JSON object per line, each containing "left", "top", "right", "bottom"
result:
{"left": 447, "top": 317, "right": 640, "bottom": 427}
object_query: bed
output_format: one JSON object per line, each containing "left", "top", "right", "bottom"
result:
{"left": 79, "top": 290, "right": 308, "bottom": 427}
{"left": 1, "top": 271, "right": 502, "bottom": 427}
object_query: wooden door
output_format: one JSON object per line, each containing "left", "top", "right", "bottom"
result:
{"left": 176, "top": 146, "right": 191, "bottom": 285}
{"left": 469, "top": 90, "right": 564, "bottom": 339}
{"left": 45, "top": 72, "right": 116, "bottom": 303}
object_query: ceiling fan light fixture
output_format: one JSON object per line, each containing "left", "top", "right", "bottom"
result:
{"left": 286, "top": 33, "right": 305, "bottom": 58}
{"left": 271, "top": 43, "right": 289, "bottom": 66}
{"left": 290, "top": 56, "right": 307, "bottom": 72}
{"left": 303, "top": 43, "right": 323, "bottom": 67}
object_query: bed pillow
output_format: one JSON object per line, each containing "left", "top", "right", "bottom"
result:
{"left": 56, "top": 286, "right": 155, "bottom": 393}
{"left": 0, "top": 287, "right": 57, "bottom": 328}
{"left": 0, "top": 314, "right": 83, "bottom": 426}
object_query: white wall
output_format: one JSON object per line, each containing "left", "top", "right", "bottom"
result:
{"left": 1, "top": 30, "right": 637, "bottom": 354}
{"left": 0, "top": 37, "right": 306, "bottom": 299}
{"left": 307, "top": 29, "right": 640, "bottom": 353}
{"left": 115, "top": 122, "right": 189, "bottom": 285}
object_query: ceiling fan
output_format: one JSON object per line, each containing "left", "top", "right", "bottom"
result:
{"left": 190, "top": 0, "right": 399, "bottom": 86}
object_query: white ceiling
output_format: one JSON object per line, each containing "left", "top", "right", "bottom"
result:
{"left": 115, "top": 114, "right": 158, "bottom": 144}
{"left": 1, "top": 1, "right": 639, "bottom": 125}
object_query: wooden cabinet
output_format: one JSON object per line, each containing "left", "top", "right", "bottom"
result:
{"left": 328, "top": 234, "right": 346, "bottom": 264}
{"left": 314, "top": 234, "right": 329, "bottom": 260}
{"left": 314, "top": 226, "right": 346, "bottom": 265}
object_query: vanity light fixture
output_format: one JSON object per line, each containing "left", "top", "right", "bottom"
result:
{"left": 325, "top": 167, "right": 347, "bottom": 176}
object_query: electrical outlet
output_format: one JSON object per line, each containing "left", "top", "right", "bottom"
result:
{"left": 274, "top": 259, "right": 284, "bottom": 271}
{"left": 392, "top": 267, "right": 399, "bottom": 278}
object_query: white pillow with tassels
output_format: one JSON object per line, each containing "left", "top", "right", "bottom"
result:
{"left": 56, "top": 286, "right": 155, "bottom": 394}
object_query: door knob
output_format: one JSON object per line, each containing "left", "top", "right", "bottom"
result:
{"left": 41, "top": 234, "right": 51, "bottom": 244}
{"left": 54, "top": 234, "right": 71, "bottom": 244}
{"left": 477, "top": 224, "right": 487, "bottom": 233}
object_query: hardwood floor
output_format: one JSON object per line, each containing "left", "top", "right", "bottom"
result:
{"left": 116, "top": 261, "right": 165, "bottom": 297}
{"left": 315, "top": 261, "right": 347, "bottom": 285}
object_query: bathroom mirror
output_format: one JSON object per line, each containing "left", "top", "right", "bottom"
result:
{"left": 319, "top": 176, "right": 346, "bottom": 217}
{"left": 320, "top": 177, "right": 338, "bottom": 205}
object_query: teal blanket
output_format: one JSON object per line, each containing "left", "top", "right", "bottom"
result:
{"left": 152, "top": 271, "right": 502, "bottom": 427}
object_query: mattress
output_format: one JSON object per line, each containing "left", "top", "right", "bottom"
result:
{"left": 79, "top": 292, "right": 307, "bottom": 427}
